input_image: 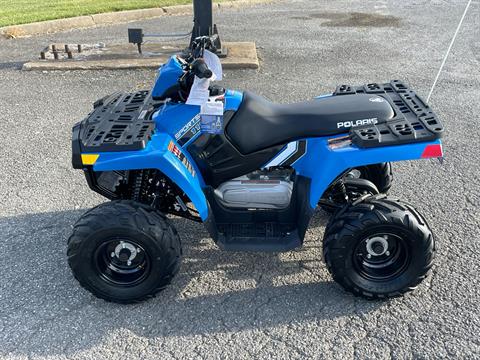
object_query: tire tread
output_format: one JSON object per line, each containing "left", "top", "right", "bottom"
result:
{"left": 67, "top": 200, "right": 181, "bottom": 304}
{"left": 323, "top": 195, "right": 435, "bottom": 300}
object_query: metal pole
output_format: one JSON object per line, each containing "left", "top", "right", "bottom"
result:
{"left": 192, "top": 0, "right": 213, "bottom": 38}
{"left": 126, "top": 0, "right": 226, "bottom": 56}
{"left": 190, "top": 0, "right": 225, "bottom": 56}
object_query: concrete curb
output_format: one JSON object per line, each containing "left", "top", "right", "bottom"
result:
{"left": 0, "top": 0, "right": 274, "bottom": 39}
{"left": 22, "top": 41, "right": 259, "bottom": 71}
{"left": 22, "top": 57, "right": 260, "bottom": 71}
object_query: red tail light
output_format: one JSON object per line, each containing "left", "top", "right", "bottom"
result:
{"left": 421, "top": 144, "right": 443, "bottom": 158}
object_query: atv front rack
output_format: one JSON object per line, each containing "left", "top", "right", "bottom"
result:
{"left": 72, "top": 90, "right": 161, "bottom": 168}
{"left": 334, "top": 80, "right": 444, "bottom": 148}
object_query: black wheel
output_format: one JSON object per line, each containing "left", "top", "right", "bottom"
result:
{"left": 323, "top": 195, "right": 434, "bottom": 299}
{"left": 350, "top": 162, "right": 393, "bottom": 193}
{"left": 67, "top": 200, "right": 182, "bottom": 304}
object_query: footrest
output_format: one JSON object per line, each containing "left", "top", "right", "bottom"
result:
{"left": 216, "top": 223, "right": 300, "bottom": 252}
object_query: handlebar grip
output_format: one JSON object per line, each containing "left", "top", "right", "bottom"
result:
{"left": 191, "top": 59, "right": 213, "bottom": 79}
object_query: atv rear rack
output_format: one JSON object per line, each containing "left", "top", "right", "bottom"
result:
{"left": 334, "top": 80, "right": 444, "bottom": 148}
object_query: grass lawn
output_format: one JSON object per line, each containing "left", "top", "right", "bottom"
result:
{"left": 0, "top": 0, "right": 202, "bottom": 27}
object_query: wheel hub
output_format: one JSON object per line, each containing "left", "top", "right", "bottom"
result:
{"left": 365, "top": 236, "right": 390, "bottom": 258}
{"left": 112, "top": 241, "right": 139, "bottom": 266}
{"left": 95, "top": 238, "right": 149, "bottom": 286}
{"left": 353, "top": 232, "right": 409, "bottom": 281}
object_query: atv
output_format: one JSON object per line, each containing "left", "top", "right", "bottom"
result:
{"left": 69, "top": 36, "right": 443, "bottom": 303}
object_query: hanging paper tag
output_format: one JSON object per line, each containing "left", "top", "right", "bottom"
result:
{"left": 200, "top": 101, "right": 224, "bottom": 134}
{"left": 186, "top": 76, "right": 210, "bottom": 106}
{"left": 203, "top": 50, "right": 223, "bottom": 81}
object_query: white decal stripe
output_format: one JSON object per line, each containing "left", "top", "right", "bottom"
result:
{"left": 264, "top": 141, "right": 298, "bottom": 167}
{"left": 290, "top": 141, "right": 307, "bottom": 165}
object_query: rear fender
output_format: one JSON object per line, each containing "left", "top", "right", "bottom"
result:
{"left": 89, "top": 133, "right": 209, "bottom": 220}
{"left": 293, "top": 137, "right": 443, "bottom": 208}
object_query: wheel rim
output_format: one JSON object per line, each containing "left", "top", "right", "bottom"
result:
{"left": 94, "top": 238, "right": 151, "bottom": 286}
{"left": 353, "top": 232, "right": 409, "bottom": 281}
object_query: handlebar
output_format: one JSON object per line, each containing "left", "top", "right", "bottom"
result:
{"left": 178, "top": 35, "right": 218, "bottom": 82}
{"left": 191, "top": 59, "right": 212, "bottom": 79}
{"left": 191, "top": 35, "right": 218, "bottom": 56}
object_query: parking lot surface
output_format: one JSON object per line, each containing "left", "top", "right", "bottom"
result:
{"left": 0, "top": 0, "right": 479, "bottom": 358}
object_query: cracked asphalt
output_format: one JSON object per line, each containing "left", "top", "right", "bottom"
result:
{"left": 0, "top": 0, "right": 479, "bottom": 358}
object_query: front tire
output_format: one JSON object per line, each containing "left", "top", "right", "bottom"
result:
{"left": 323, "top": 195, "right": 434, "bottom": 299}
{"left": 67, "top": 200, "right": 182, "bottom": 304}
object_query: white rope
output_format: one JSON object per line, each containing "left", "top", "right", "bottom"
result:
{"left": 426, "top": 0, "right": 473, "bottom": 102}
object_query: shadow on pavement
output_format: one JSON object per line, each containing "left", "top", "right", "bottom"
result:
{"left": 0, "top": 61, "right": 24, "bottom": 70}
{"left": 0, "top": 208, "right": 384, "bottom": 356}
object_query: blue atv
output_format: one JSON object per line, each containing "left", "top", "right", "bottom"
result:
{"left": 69, "top": 36, "right": 443, "bottom": 303}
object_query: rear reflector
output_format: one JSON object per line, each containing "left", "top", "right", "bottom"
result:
{"left": 421, "top": 144, "right": 443, "bottom": 158}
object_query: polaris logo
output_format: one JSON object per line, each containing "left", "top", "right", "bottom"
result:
{"left": 337, "top": 118, "right": 378, "bottom": 129}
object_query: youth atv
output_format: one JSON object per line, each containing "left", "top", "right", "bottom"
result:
{"left": 69, "top": 36, "right": 443, "bottom": 303}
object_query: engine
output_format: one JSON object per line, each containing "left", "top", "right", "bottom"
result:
{"left": 214, "top": 168, "right": 294, "bottom": 209}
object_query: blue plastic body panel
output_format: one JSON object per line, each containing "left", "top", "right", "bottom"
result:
{"left": 292, "top": 137, "right": 443, "bottom": 209}
{"left": 151, "top": 56, "right": 184, "bottom": 99}
{"left": 152, "top": 88, "right": 243, "bottom": 148}
{"left": 91, "top": 132, "right": 209, "bottom": 220}
{"left": 154, "top": 102, "right": 201, "bottom": 138}
{"left": 224, "top": 89, "right": 243, "bottom": 110}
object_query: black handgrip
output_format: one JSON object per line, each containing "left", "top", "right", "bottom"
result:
{"left": 191, "top": 59, "right": 213, "bottom": 79}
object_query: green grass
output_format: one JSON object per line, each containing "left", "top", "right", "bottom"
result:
{"left": 0, "top": 0, "right": 197, "bottom": 27}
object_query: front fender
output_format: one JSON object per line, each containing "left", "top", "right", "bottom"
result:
{"left": 90, "top": 133, "right": 209, "bottom": 220}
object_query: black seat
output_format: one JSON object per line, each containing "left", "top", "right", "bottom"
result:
{"left": 226, "top": 91, "right": 395, "bottom": 154}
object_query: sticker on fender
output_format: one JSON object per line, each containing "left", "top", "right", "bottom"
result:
{"left": 167, "top": 141, "right": 196, "bottom": 177}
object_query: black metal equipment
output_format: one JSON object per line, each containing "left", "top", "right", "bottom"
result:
{"left": 190, "top": 0, "right": 226, "bottom": 56}
{"left": 128, "top": 28, "right": 144, "bottom": 54}
{"left": 128, "top": 0, "right": 226, "bottom": 56}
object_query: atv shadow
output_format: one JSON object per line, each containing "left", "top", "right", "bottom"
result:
{"left": 0, "top": 208, "right": 385, "bottom": 357}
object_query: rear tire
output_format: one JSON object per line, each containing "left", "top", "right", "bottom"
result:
{"left": 319, "top": 178, "right": 379, "bottom": 213}
{"left": 67, "top": 200, "right": 182, "bottom": 304}
{"left": 353, "top": 162, "right": 393, "bottom": 193}
{"left": 323, "top": 195, "right": 434, "bottom": 299}
{"left": 319, "top": 163, "right": 393, "bottom": 213}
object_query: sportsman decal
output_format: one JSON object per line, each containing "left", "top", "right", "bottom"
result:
{"left": 175, "top": 115, "right": 201, "bottom": 146}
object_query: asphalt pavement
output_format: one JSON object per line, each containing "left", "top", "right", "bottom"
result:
{"left": 0, "top": 0, "right": 479, "bottom": 358}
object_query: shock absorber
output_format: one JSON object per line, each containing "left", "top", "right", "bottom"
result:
{"left": 129, "top": 170, "right": 144, "bottom": 202}
{"left": 332, "top": 179, "right": 349, "bottom": 204}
